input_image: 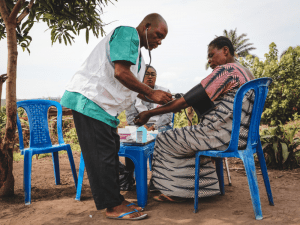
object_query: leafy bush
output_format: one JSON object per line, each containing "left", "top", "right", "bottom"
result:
{"left": 0, "top": 106, "right": 7, "bottom": 129}
{"left": 260, "top": 123, "right": 300, "bottom": 169}
{"left": 173, "top": 109, "right": 198, "bottom": 128}
{"left": 239, "top": 43, "right": 300, "bottom": 125}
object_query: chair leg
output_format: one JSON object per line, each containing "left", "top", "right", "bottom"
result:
{"left": 66, "top": 145, "right": 78, "bottom": 188}
{"left": 194, "top": 154, "right": 201, "bottom": 213}
{"left": 24, "top": 151, "right": 33, "bottom": 205}
{"left": 257, "top": 142, "right": 274, "bottom": 206}
{"left": 132, "top": 155, "right": 148, "bottom": 209}
{"left": 224, "top": 158, "right": 232, "bottom": 186}
{"left": 215, "top": 158, "right": 225, "bottom": 195}
{"left": 52, "top": 152, "right": 60, "bottom": 185}
{"left": 239, "top": 150, "right": 263, "bottom": 220}
{"left": 149, "top": 153, "right": 153, "bottom": 171}
{"left": 75, "top": 153, "right": 85, "bottom": 201}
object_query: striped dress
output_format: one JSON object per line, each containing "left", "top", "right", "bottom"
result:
{"left": 152, "top": 63, "right": 254, "bottom": 198}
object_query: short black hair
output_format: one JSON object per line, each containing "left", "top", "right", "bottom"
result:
{"left": 208, "top": 36, "right": 235, "bottom": 56}
{"left": 145, "top": 64, "right": 157, "bottom": 73}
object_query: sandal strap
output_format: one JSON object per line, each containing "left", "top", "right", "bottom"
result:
{"left": 118, "top": 209, "right": 138, "bottom": 218}
{"left": 126, "top": 203, "right": 136, "bottom": 207}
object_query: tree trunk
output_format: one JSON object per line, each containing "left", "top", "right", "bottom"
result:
{"left": 187, "top": 107, "right": 194, "bottom": 126}
{"left": 0, "top": 20, "right": 18, "bottom": 197}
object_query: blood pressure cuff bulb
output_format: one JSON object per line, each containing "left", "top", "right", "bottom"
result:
{"left": 183, "top": 83, "right": 215, "bottom": 122}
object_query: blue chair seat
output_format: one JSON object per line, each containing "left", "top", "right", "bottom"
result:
{"left": 17, "top": 100, "right": 78, "bottom": 205}
{"left": 21, "top": 143, "right": 71, "bottom": 153}
{"left": 194, "top": 78, "right": 274, "bottom": 220}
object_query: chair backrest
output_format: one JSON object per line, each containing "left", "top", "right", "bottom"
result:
{"left": 171, "top": 113, "right": 175, "bottom": 128}
{"left": 225, "top": 78, "right": 272, "bottom": 153}
{"left": 16, "top": 100, "right": 64, "bottom": 150}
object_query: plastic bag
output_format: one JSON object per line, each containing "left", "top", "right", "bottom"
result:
{"left": 119, "top": 161, "right": 135, "bottom": 191}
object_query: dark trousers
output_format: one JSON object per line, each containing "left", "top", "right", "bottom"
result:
{"left": 72, "top": 110, "right": 124, "bottom": 210}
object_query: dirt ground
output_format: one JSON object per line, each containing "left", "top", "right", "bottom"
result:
{"left": 1, "top": 151, "right": 300, "bottom": 225}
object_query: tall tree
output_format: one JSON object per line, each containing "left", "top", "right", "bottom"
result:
{"left": 223, "top": 28, "right": 256, "bottom": 57}
{"left": 280, "top": 46, "right": 300, "bottom": 58}
{"left": 205, "top": 28, "right": 256, "bottom": 69}
{"left": 0, "top": 0, "right": 116, "bottom": 197}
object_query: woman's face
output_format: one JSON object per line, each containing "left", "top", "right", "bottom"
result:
{"left": 207, "top": 46, "right": 228, "bottom": 69}
{"left": 143, "top": 67, "right": 157, "bottom": 88}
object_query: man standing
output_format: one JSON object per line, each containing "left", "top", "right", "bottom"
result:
{"left": 61, "top": 13, "right": 171, "bottom": 220}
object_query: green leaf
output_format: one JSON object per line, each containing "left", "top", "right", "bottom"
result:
{"left": 272, "top": 142, "right": 278, "bottom": 163}
{"left": 262, "top": 142, "right": 270, "bottom": 149}
{"left": 63, "top": 35, "right": 67, "bottom": 45}
{"left": 281, "top": 142, "right": 289, "bottom": 163}
{"left": 85, "top": 28, "right": 89, "bottom": 44}
{"left": 261, "top": 134, "right": 274, "bottom": 139}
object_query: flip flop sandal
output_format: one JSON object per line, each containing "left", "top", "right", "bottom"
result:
{"left": 153, "top": 194, "right": 186, "bottom": 203}
{"left": 106, "top": 209, "right": 148, "bottom": 220}
{"left": 126, "top": 202, "right": 144, "bottom": 212}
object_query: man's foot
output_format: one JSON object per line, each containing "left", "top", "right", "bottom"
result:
{"left": 122, "top": 200, "right": 144, "bottom": 212}
{"left": 106, "top": 204, "right": 147, "bottom": 220}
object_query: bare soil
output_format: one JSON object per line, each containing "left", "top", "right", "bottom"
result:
{"left": 1, "top": 152, "right": 300, "bottom": 225}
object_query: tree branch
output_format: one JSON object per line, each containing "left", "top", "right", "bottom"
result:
{"left": 16, "top": 0, "right": 34, "bottom": 24}
{"left": 0, "top": 0, "right": 10, "bottom": 22}
{"left": 0, "top": 74, "right": 8, "bottom": 83}
{"left": 8, "top": 0, "right": 25, "bottom": 21}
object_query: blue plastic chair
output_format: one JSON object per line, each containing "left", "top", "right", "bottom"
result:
{"left": 194, "top": 78, "right": 274, "bottom": 220}
{"left": 75, "top": 140, "right": 155, "bottom": 208}
{"left": 16, "top": 100, "right": 78, "bottom": 205}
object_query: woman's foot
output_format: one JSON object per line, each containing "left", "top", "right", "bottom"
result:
{"left": 106, "top": 204, "right": 147, "bottom": 220}
{"left": 153, "top": 194, "right": 187, "bottom": 203}
{"left": 122, "top": 200, "right": 144, "bottom": 211}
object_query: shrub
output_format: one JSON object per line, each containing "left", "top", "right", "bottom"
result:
{"left": 260, "top": 123, "right": 300, "bottom": 169}
{"left": 173, "top": 109, "right": 198, "bottom": 128}
{"left": 239, "top": 43, "right": 300, "bottom": 125}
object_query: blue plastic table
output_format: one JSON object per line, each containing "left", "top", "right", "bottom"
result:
{"left": 75, "top": 139, "right": 155, "bottom": 209}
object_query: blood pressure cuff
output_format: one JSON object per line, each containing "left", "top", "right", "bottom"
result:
{"left": 183, "top": 83, "right": 215, "bottom": 122}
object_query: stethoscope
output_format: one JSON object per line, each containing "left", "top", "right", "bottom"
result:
{"left": 143, "top": 28, "right": 193, "bottom": 125}
{"left": 144, "top": 28, "right": 152, "bottom": 79}
{"left": 143, "top": 27, "right": 154, "bottom": 103}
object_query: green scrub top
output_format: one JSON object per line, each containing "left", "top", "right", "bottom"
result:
{"left": 60, "top": 26, "right": 141, "bottom": 128}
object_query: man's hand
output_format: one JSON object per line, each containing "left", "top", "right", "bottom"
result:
{"left": 146, "top": 90, "right": 172, "bottom": 105}
{"left": 134, "top": 111, "right": 151, "bottom": 126}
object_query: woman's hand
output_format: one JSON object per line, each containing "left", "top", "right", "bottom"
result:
{"left": 134, "top": 111, "right": 151, "bottom": 126}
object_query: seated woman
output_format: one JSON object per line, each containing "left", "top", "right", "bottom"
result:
{"left": 134, "top": 36, "right": 255, "bottom": 202}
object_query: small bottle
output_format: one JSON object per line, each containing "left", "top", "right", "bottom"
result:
{"left": 136, "top": 126, "right": 147, "bottom": 143}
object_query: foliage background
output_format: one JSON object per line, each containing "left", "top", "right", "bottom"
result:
{"left": 239, "top": 43, "right": 300, "bottom": 126}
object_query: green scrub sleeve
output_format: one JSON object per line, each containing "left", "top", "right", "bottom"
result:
{"left": 109, "top": 26, "right": 140, "bottom": 65}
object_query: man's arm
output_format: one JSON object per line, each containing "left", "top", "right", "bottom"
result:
{"left": 155, "top": 111, "right": 173, "bottom": 128}
{"left": 125, "top": 103, "right": 139, "bottom": 126}
{"left": 114, "top": 61, "right": 172, "bottom": 105}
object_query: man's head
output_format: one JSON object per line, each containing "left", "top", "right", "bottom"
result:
{"left": 137, "top": 13, "right": 168, "bottom": 51}
{"left": 207, "top": 36, "right": 235, "bottom": 69}
{"left": 143, "top": 65, "right": 157, "bottom": 89}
